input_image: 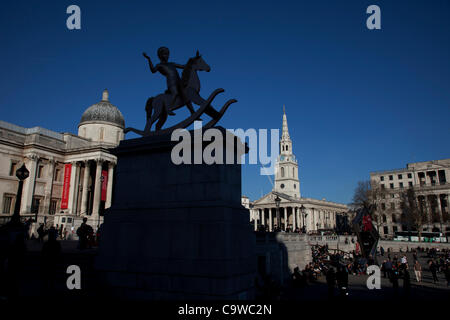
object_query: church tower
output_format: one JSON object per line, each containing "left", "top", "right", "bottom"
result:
{"left": 273, "top": 106, "right": 300, "bottom": 198}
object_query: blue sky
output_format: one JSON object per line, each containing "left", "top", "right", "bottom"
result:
{"left": 0, "top": 0, "right": 449, "bottom": 204}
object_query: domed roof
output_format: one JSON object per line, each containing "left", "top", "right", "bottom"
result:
{"left": 79, "top": 90, "right": 125, "bottom": 128}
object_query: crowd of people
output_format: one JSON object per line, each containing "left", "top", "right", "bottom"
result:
{"left": 20, "top": 217, "right": 100, "bottom": 250}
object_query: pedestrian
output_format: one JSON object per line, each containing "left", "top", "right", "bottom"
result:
{"left": 429, "top": 260, "right": 439, "bottom": 284}
{"left": 336, "top": 265, "right": 349, "bottom": 299}
{"left": 402, "top": 265, "right": 411, "bottom": 298}
{"left": 326, "top": 267, "right": 336, "bottom": 299}
{"left": 391, "top": 266, "right": 399, "bottom": 294}
{"left": 76, "top": 218, "right": 93, "bottom": 250}
{"left": 414, "top": 260, "right": 422, "bottom": 282}
{"left": 444, "top": 262, "right": 450, "bottom": 287}
{"left": 41, "top": 227, "right": 61, "bottom": 295}
{"left": 380, "top": 246, "right": 385, "bottom": 256}
{"left": 37, "top": 223, "right": 45, "bottom": 243}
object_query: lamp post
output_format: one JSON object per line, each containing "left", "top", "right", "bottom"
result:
{"left": 275, "top": 195, "right": 281, "bottom": 232}
{"left": 300, "top": 205, "right": 307, "bottom": 233}
{"left": 11, "top": 164, "right": 30, "bottom": 225}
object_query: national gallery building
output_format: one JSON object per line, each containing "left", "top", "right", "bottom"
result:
{"left": 0, "top": 90, "right": 124, "bottom": 229}
{"left": 244, "top": 109, "right": 348, "bottom": 233}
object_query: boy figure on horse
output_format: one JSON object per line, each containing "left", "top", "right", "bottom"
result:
{"left": 143, "top": 47, "right": 187, "bottom": 116}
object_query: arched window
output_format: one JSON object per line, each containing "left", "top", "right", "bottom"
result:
{"left": 281, "top": 167, "right": 285, "bottom": 177}
{"left": 382, "top": 214, "right": 387, "bottom": 223}
{"left": 286, "top": 145, "right": 288, "bottom": 151}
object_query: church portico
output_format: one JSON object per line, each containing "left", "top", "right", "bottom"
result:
{"left": 247, "top": 107, "right": 348, "bottom": 233}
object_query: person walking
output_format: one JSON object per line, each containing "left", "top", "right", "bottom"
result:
{"left": 429, "top": 260, "right": 439, "bottom": 284}
{"left": 326, "top": 268, "right": 336, "bottom": 299}
{"left": 413, "top": 260, "right": 422, "bottom": 282}
{"left": 402, "top": 265, "right": 411, "bottom": 298}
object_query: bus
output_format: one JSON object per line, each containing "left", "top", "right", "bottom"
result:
{"left": 393, "top": 231, "right": 447, "bottom": 243}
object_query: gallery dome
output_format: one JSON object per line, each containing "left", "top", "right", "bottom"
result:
{"left": 79, "top": 89, "right": 125, "bottom": 129}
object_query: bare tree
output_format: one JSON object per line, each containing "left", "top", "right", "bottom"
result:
{"left": 399, "top": 187, "right": 428, "bottom": 241}
{"left": 351, "top": 180, "right": 386, "bottom": 230}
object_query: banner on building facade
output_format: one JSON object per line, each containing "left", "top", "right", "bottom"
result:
{"left": 61, "top": 163, "right": 72, "bottom": 209}
{"left": 101, "top": 170, "right": 108, "bottom": 201}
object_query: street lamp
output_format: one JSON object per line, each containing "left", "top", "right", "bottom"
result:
{"left": 11, "top": 164, "right": 30, "bottom": 225}
{"left": 275, "top": 195, "right": 281, "bottom": 232}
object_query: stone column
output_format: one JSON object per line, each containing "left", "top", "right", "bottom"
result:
{"left": 21, "top": 153, "right": 39, "bottom": 213}
{"left": 92, "top": 159, "right": 103, "bottom": 220}
{"left": 253, "top": 209, "right": 258, "bottom": 231}
{"left": 436, "top": 194, "right": 443, "bottom": 224}
{"left": 105, "top": 162, "right": 115, "bottom": 209}
{"left": 80, "top": 160, "right": 91, "bottom": 215}
{"left": 43, "top": 158, "right": 55, "bottom": 214}
{"left": 261, "top": 209, "right": 265, "bottom": 227}
{"left": 292, "top": 207, "right": 296, "bottom": 231}
{"left": 67, "top": 162, "right": 79, "bottom": 215}
{"left": 283, "top": 207, "right": 287, "bottom": 231}
{"left": 269, "top": 208, "right": 273, "bottom": 232}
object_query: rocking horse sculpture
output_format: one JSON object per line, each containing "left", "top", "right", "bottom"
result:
{"left": 124, "top": 47, "right": 237, "bottom": 136}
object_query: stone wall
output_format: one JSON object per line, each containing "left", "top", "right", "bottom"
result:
{"left": 255, "top": 233, "right": 450, "bottom": 285}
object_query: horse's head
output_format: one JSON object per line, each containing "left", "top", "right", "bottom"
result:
{"left": 191, "top": 50, "right": 210, "bottom": 72}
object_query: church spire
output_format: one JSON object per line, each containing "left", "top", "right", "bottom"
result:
{"left": 281, "top": 105, "right": 290, "bottom": 140}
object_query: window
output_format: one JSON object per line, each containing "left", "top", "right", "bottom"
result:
{"left": 286, "top": 145, "right": 288, "bottom": 151}
{"left": 409, "top": 181, "right": 413, "bottom": 187}
{"left": 31, "top": 197, "right": 41, "bottom": 214}
{"left": 399, "top": 182, "right": 403, "bottom": 188}
{"left": 280, "top": 183, "right": 285, "bottom": 189}
{"left": 392, "top": 214, "right": 397, "bottom": 223}
{"left": 49, "top": 200, "right": 57, "bottom": 215}
{"left": 9, "top": 162, "right": 18, "bottom": 176}
{"left": 383, "top": 226, "right": 389, "bottom": 235}
{"left": 380, "top": 176, "right": 384, "bottom": 181}
{"left": 54, "top": 169, "right": 60, "bottom": 181}
{"left": 407, "top": 173, "right": 412, "bottom": 179}
{"left": 381, "top": 184, "right": 385, "bottom": 189}
{"left": 381, "top": 203, "right": 386, "bottom": 210}
{"left": 294, "top": 184, "right": 296, "bottom": 189}
{"left": 37, "top": 165, "right": 44, "bottom": 178}
{"left": 382, "top": 215, "right": 387, "bottom": 223}
{"left": 393, "top": 226, "right": 398, "bottom": 233}
{"left": 281, "top": 167, "right": 284, "bottom": 177}
{"left": 391, "top": 194, "right": 395, "bottom": 198}
{"left": 391, "top": 203, "right": 395, "bottom": 210}
{"left": 2, "top": 195, "right": 13, "bottom": 214}
{"left": 398, "top": 174, "right": 402, "bottom": 180}
{"left": 389, "top": 175, "right": 393, "bottom": 180}
{"left": 390, "top": 183, "right": 394, "bottom": 189}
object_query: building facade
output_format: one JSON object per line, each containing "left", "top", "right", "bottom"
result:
{"left": 0, "top": 89, "right": 124, "bottom": 230}
{"left": 248, "top": 108, "right": 347, "bottom": 233}
{"left": 370, "top": 159, "right": 450, "bottom": 238}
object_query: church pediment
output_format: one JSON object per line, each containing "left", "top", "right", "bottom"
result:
{"left": 252, "top": 191, "right": 297, "bottom": 206}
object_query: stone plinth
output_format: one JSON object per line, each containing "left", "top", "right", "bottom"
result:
{"left": 95, "top": 127, "right": 256, "bottom": 300}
